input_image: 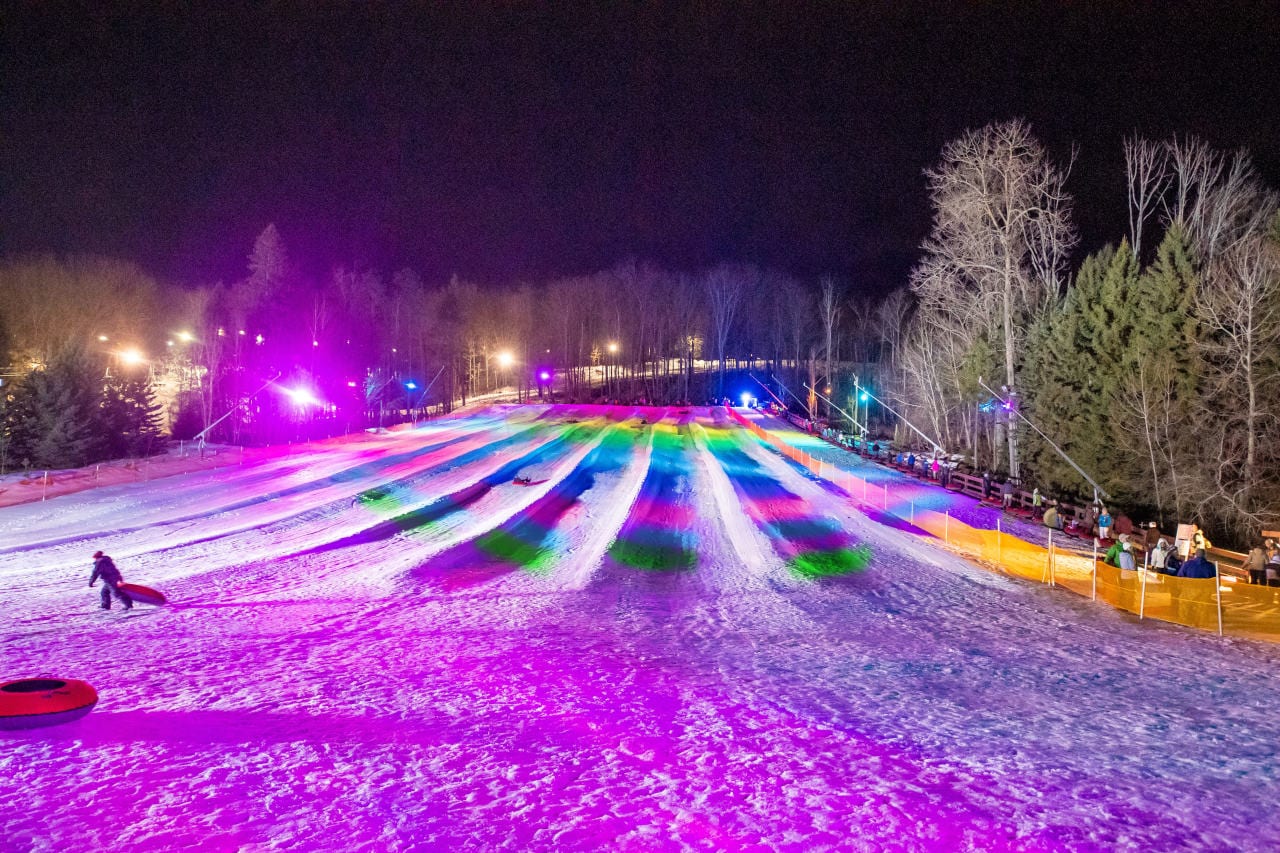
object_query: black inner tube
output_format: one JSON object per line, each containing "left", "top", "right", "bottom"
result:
{"left": 3, "top": 679, "right": 67, "bottom": 693}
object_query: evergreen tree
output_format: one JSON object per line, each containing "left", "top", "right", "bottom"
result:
{"left": 100, "top": 375, "right": 166, "bottom": 457}
{"left": 1025, "top": 234, "right": 1203, "bottom": 514}
{"left": 1022, "top": 247, "right": 1114, "bottom": 498}
{"left": 5, "top": 347, "right": 105, "bottom": 469}
{"left": 119, "top": 375, "right": 167, "bottom": 456}
{"left": 1114, "top": 227, "right": 1201, "bottom": 520}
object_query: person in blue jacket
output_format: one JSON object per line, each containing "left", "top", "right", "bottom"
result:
{"left": 89, "top": 551, "right": 133, "bottom": 611}
{"left": 1097, "top": 507, "right": 1113, "bottom": 540}
{"left": 1177, "top": 551, "right": 1217, "bottom": 579}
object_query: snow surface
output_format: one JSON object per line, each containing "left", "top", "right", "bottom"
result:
{"left": 3, "top": 405, "right": 1279, "bottom": 851}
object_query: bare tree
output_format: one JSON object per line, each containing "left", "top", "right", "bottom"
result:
{"left": 1116, "top": 359, "right": 1189, "bottom": 525}
{"left": 704, "top": 263, "right": 750, "bottom": 397}
{"left": 1197, "top": 232, "right": 1280, "bottom": 527}
{"left": 1124, "top": 134, "right": 1167, "bottom": 259}
{"left": 910, "top": 119, "right": 1077, "bottom": 476}
{"left": 874, "top": 288, "right": 913, "bottom": 369}
{"left": 1163, "top": 138, "right": 1279, "bottom": 265}
{"left": 818, "top": 275, "right": 842, "bottom": 416}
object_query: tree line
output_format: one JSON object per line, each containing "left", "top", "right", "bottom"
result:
{"left": 0, "top": 236, "right": 871, "bottom": 469}
{"left": 893, "top": 120, "right": 1280, "bottom": 543}
{"left": 3, "top": 119, "right": 1279, "bottom": 545}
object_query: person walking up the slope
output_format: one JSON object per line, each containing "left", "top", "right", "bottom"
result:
{"left": 89, "top": 551, "right": 133, "bottom": 611}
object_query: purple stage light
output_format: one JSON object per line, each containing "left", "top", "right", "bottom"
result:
{"left": 281, "top": 386, "right": 322, "bottom": 407}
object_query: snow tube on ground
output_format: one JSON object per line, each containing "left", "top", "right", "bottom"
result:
{"left": 0, "top": 678, "right": 98, "bottom": 730}
{"left": 117, "top": 582, "right": 166, "bottom": 606}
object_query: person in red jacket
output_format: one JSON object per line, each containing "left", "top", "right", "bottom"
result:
{"left": 89, "top": 551, "right": 133, "bottom": 611}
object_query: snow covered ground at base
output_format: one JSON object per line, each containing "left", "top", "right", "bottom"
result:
{"left": 2, "top": 405, "right": 1279, "bottom": 851}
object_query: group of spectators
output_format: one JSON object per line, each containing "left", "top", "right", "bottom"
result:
{"left": 864, "top": 436, "right": 1279, "bottom": 587}
{"left": 1244, "top": 540, "right": 1280, "bottom": 587}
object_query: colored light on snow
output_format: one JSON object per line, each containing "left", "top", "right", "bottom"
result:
{"left": 539, "top": 371, "right": 551, "bottom": 381}
{"left": 405, "top": 382, "right": 417, "bottom": 390}
{"left": 313, "top": 340, "right": 320, "bottom": 347}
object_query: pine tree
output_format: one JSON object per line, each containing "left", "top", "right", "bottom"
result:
{"left": 102, "top": 375, "right": 168, "bottom": 458}
{"left": 1113, "top": 227, "right": 1200, "bottom": 520}
{"left": 6, "top": 347, "right": 105, "bottom": 469}
{"left": 1022, "top": 247, "right": 1114, "bottom": 497}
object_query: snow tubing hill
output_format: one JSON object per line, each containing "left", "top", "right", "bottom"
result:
{"left": 118, "top": 583, "right": 166, "bottom": 606}
{"left": 0, "top": 678, "right": 98, "bottom": 730}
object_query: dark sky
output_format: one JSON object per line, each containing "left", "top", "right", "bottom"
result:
{"left": 4, "top": 1, "right": 1278, "bottom": 294}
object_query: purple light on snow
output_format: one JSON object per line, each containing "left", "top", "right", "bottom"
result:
{"left": 539, "top": 371, "right": 551, "bottom": 381}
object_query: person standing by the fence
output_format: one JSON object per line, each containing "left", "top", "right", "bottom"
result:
{"left": 1149, "top": 537, "right": 1173, "bottom": 571}
{"left": 1192, "top": 525, "right": 1211, "bottom": 557}
{"left": 1246, "top": 542, "right": 1268, "bottom": 585}
{"left": 1000, "top": 479, "right": 1014, "bottom": 508}
{"left": 1082, "top": 504, "right": 1097, "bottom": 538}
{"left": 1118, "top": 541, "right": 1136, "bottom": 571}
{"left": 1098, "top": 507, "right": 1113, "bottom": 541}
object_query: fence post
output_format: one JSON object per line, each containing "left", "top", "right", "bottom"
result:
{"left": 42, "top": 470, "right": 49, "bottom": 502}
{"left": 997, "top": 517, "right": 1002, "bottom": 566}
{"left": 1139, "top": 567, "right": 1147, "bottom": 620}
{"left": 945, "top": 510, "right": 950, "bottom": 545}
{"left": 910, "top": 501, "right": 914, "bottom": 525}
{"left": 1043, "top": 529, "right": 1051, "bottom": 584}
{"left": 884, "top": 483, "right": 889, "bottom": 510}
{"left": 1215, "top": 562, "right": 1224, "bottom": 637}
{"left": 1091, "top": 539, "right": 1098, "bottom": 601}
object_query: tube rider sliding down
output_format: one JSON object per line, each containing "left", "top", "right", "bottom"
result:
{"left": 89, "top": 551, "right": 133, "bottom": 611}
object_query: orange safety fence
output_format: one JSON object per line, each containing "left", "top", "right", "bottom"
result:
{"left": 726, "top": 407, "right": 1280, "bottom": 642}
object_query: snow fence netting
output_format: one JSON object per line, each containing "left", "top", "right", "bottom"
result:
{"left": 727, "top": 407, "right": 1280, "bottom": 642}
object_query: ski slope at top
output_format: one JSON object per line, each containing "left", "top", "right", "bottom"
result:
{"left": 2, "top": 405, "right": 1279, "bottom": 851}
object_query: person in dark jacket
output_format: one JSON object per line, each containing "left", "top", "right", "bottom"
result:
{"left": 1177, "top": 552, "right": 1217, "bottom": 579}
{"left": 89, "top": 551, "right": 133, "bottom": 610}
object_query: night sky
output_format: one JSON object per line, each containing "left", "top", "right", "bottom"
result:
{"left": 4, "top": 2, "right": 1278, "bottom": 295}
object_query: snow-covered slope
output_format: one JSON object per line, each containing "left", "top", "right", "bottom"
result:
{"left": 2, "top": 405, "right": 1278, "bottom": 851}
